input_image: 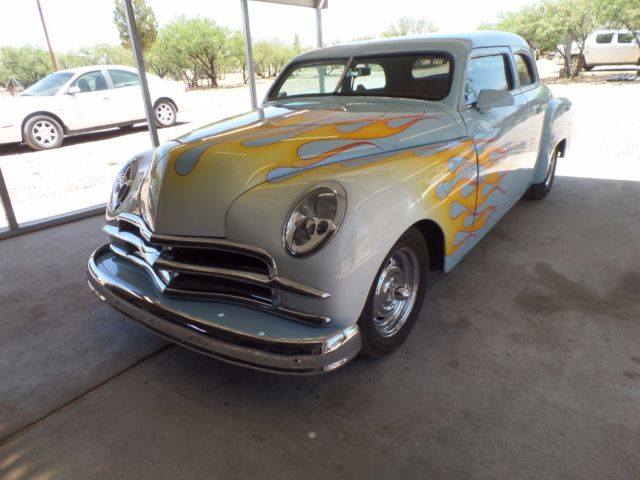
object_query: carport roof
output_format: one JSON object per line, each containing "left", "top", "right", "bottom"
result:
{"left": 252, "top": 0, "right": 327, "bottom": 7}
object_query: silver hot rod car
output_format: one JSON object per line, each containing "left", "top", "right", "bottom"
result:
{"left": 88, "top": 32, "right": 572, "bottom": 374}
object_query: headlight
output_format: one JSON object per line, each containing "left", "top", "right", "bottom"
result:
{"left": 283, "top": 182, "right": 347, "bottom": 257}
{"left": 109, "top": 157, "right": 138, "bottom": 212}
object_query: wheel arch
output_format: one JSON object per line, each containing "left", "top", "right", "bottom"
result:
{"left": 21, "top": 111, "right": 69, "bottom": 138}
{"left": 153, "top": 97, "right": 178, "bottom": 112}
{"left": 532, "top": 96, "right": 573, "bottom": 184}
{"left": 411, "top": 219, "right": 445, "bottom": 272}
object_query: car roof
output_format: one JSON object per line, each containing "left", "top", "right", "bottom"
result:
{"left": 295, "top": 31, "right": 529, "bottom": 61}
{"left": 56, "top": 65, "right": 136, "bottom": 75}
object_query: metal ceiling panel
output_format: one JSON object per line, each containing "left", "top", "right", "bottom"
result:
{"left": 251, "top": 0, "right": 327, "bottom": 8}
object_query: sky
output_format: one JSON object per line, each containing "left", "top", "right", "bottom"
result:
{"left": 0, "top": 0, "right": 538, "bottom": 52}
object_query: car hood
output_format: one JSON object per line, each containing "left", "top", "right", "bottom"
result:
{"left": 140, "top": 99, "right": 466, "bottom": 237}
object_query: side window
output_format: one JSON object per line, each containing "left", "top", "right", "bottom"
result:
{"left": 350, "top": 63, "right": 386, "bottom": 91}
{"left": 617, "top": 33, "right": 635, "bottom": 44}
{"left": 465, "top": 55, "right": 511, "bottom": 104}
{"left": 514, "top": 53, "right": 535, "bottom": 87}
{"left": 109, "top": 69, "right": 139, "bottom": 88}
{"left": 596, "top": 33, "right": 614, "bottom": 44}
{"left": 276, "top": 62, "right": 345, "bottom": 98}
{"left": 72, "top": 71, "right": 109, "bottom": 92}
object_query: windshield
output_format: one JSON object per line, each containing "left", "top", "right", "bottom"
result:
{"left": 269, "top": 54, "right": 453, "bottom": 102}
{"left": 22, "top": 72, "right": 74, "bottom": 96}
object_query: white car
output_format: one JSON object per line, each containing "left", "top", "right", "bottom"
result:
{"left": 581, "top": 30, "right": 640, "bottom": 70}
{"left": 0, "top": 65, "right": 186, "bottom": 150}
{"left": 558, "top": 30, "right": 640, "bottom": 70}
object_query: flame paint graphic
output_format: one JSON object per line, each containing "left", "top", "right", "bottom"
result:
{"left": 160, "top": 107, "right": 511, "bottom": 260}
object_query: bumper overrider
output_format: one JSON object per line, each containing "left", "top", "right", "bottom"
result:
{"left": 87, "top": 221, "right": 361, "bottom": 374}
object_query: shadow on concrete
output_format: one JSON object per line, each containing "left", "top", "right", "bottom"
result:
{"left": 0, "top": 175, "right": 639, "bottom": 479}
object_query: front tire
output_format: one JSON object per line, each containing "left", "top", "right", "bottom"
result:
{"left": 154, "top": 100, "right": 177, "bottom": 128}
{"left": 524, "top": 148, "right": 558, "bottom": 200}
{"left": 358, "top": 227, "right": 428, "bottom": 357}
{"left": 23, "top": 115, "right": 64, "bottom": 150}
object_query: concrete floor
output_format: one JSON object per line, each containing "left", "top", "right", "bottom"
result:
{"left": 1, "top": 175, "right": 639, "bottom": 479}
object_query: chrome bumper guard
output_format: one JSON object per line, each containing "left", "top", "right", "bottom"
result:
{"left": 88, "top": 245, "right": 361, "bottom": 374}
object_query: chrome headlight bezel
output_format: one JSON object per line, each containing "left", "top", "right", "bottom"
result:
{"left": 282, "top": 181, "right": 347, "bottom": 257}
{"left": 108, "top": 157, "right": 138, "bottom": 212}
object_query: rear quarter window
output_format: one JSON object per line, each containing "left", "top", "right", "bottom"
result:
{"left": 514, "top": 53, "right": 535, "bottom": 87}
{"left": 617, "top": 33, "right": 636, "bottom": 44}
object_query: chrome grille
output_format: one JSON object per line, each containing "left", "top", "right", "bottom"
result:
{"left": 104, "top": 213, "right": 330, "bottom": 326}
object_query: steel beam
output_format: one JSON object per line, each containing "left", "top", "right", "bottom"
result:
{"left": 240, "top": 0, "right": 259, "bottom": 109}
{"left": 123, "top": 0, "right": 160, "bottom": 148}
{"left": 0, "top": 168, "right": 18, "bottom": 231}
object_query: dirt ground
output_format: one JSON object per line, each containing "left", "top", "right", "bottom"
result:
{"left": 0, "top": 65, "right": 638, "bottom": 228}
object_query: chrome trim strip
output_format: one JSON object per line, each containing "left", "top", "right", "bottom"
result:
{"left": 154, "top": 257, "right": 329, "bottom": 299}
{"left": 117, "top": 212, "right": 278, "bottom": 277}
{"left": 87, "top": 245, "right": 361, "bottom": 374}
{"left": 107, "top": 243, "right": 331, "bottom": 327}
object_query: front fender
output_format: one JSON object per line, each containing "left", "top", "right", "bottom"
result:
{"left": 226, "top": 139, "right": 478, "bottom": 327}
{"left": 532, "top": 96, "right": 573, "bottom": 184}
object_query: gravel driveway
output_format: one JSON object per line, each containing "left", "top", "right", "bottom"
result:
{"left": 0, "top": 70, "right": 638, "bottom": 228}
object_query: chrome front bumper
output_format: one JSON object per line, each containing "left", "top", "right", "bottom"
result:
{"left": 88, "top": 245, "right": 361, "bottom": 374}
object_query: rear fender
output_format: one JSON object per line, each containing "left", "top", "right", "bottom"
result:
{"left": 532, "top": 97, "right": 573, "bottom": 184}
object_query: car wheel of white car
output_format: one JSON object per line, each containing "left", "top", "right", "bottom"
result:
{"left": 154, "top": 101, "right": 176, "bottom": 128}
{"left": 524, "top": 148, "right": 558, "bottom": 200}
{"left": 579, "top": 55, "right": 593, "bottom": 71}
{"left": 23, "top": 115, "right": 64, "bottom": 151}
{"left": 358, "top": 227, "right": 428, "bottom": 357}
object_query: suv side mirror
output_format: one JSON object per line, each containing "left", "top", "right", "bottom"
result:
{"left": 68, "top": 86, "right": 80, "bottom": 95}
{"left": 476, "top": 89, "right": 514, "bottom": 113}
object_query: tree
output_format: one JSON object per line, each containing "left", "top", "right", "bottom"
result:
{"left": 253, "top": 39, "right": 297, "bottom": 78}
{"left": 540, "top": 0, "right": 600, "bottom": 77}
{"left": 113, "top": 0, "right": 158, "bottom": 52}
{"left": 59, "top": 44, "right": 134, "bottom": 69}
{"left": 0, "top": 46, "right": 51, "bottom": 86}
{"left": 598, "top": 0, "right": 640, "bottom": 48}
{"left": 382, "top": 16, "right": 438, "bottom": 37}
{"left": 147, "top": 17, "right": 230, "bottom": 87}
{"left": 228, "top": 30, "right": 248, "bottom": 83}
{"left": 486, "top": 0, "right": 602, "bottom": 78}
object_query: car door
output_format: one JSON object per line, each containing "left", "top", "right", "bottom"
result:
{"left": 459, "top": 48, "right": 534, "bottom": 248}
{"left": 106, "top": 69, "right": 145, "bottom": 123}
{"left": 588, "top": 32, "right": 614, "bottom": 65}
{"left": 512, "top": 49, "right": 547, "bottom": 170}
{"left": 65, "top": 70, "right": 114, "bottom": 130}
{"left": 615, "top": 32, "right": 640, "bottom": 64}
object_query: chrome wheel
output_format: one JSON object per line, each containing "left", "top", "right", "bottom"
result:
{"left": 31, "top": 120, "right": 59, "bottom": 148}
{"left": 372, "top": 247, "right": 420, "bottom": 338}
{"left": 155, "top": 102, "right": 175, "bottom": 127}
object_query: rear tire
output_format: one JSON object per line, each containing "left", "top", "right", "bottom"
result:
{"left": 23, "top": 115, "right": 64, "bottom": 150}
{"left": 358, "top": 227, "right": 428, "bottom": 358}
{"left": 524, "top": 148, "right": 558, "bottom": 200}
{"left": 579, "top": 55, "right": 593, "bottom": 71}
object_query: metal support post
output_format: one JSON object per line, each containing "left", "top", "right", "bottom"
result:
{"left": 123, "top": 0, "right": 160, "bottom": 148}
{"left": 240, "top": 0, "right": 259, "bottom": 109}
{"left": 0, "top": 168, "right": 18, "bottom": 230}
